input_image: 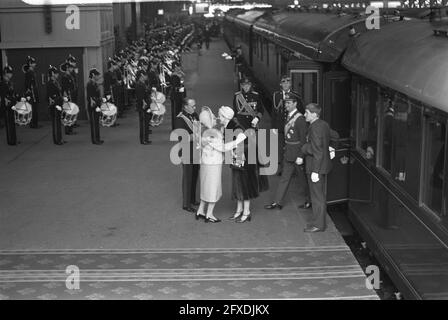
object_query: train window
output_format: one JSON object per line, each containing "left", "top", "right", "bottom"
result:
{"left": 290, "top": 70, "right": 319, "bottom": 106}
{"left": 423, "top": 114, "right": 447, "bottom": 217}
{"left": 380, "top": 94, "right": 422, "bottom": 199}
{"left": 357, "top": 81, "right": 378, "bottom": 162}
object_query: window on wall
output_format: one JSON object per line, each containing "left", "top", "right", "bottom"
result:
{"left": 423, "top": 113, "right": 447, "bottom": 217}
{"left": 379, "top": 93, "right": 423, "bottom": 199}
{"left": 357, "top": 80, "right": 379, "bottom": 162}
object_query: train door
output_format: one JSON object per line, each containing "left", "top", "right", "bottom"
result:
{"left": 323, "top": 71, "right": 351, "bottom": 203}
{"left": 288, "top": 61, "right": 322, "bottom": 107}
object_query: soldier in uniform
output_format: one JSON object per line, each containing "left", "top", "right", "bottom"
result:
{"left": 232, "top": 77, "right": 264, "bottom": 130}
{"left": 60, "top": 61, "right": 76, "bottom": 135}
{"left": 174, "top": 98, "right": 200, "bottom": 213}
{"left": 135, "top": 70, "right": 152, "bottom": 145}
{"left": 170, "top": 62, "right": 186, "bottom": 131}
{"left": 0, "top": 66, "right": 18, "bottom": 145}
{"left": 66, "top": 55, "right": 78, "bottom": 104}
{"left": 86, "top": 68, "right": 104, "bottom": 145}
{"left": 265, "top": 94, "right": 310, "bottom": 210}
{"left": 103, "top": 58, "right": 120, "bottom": 127}
{"left": 23, "top": 56, "right": 40, "bottom": 129}
{"left": 46, "top": 65, "right": 64, "bottom": 145}
{"left": 147, "top": 60, "right": 161, "bottom": 92}
{"left": 272, "top": 75, "right": 303, "bottom": 175}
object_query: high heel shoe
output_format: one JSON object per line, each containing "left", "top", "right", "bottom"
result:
{"left": 195, "top": 213, "right": 206, "bottom": 221}
{"left": 228, "top": 211, "right": 243, "bottom": 221}
{"left": 236, "top": 213, "right": 251, "bottom": 223}
{"left": 205, "top": 217, "right": 221, "bottom": 223}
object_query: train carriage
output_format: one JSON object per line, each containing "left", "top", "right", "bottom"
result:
{"left": 224, "top": 7, "right": 448, "bottom": 299}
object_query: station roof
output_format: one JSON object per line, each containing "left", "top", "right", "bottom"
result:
{"left": 342, "top": 20, "right": 448, "bottom": 113}
{"left": 252, "top": 11, "right": 366, "bottom": 62}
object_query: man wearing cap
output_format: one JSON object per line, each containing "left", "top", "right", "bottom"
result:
{"left": 175, "top": 98, "right": 200, "bottom": 213}
{"left": 86, "top": 68, "right": 104, "bottom": 145}
{"left": 135, "top": 70, "right": 152, "bottom": 145}
{"left": 265, "top": 94, "right": 310, "bottom": 211}
{"left": 272, "top": 75, "right": 303, "bottom": 175}
{"left": 103, "top": 58, "right": 121, "bottom": 126}
{"left": 66, "top": 55, "right": 78, "bottom": 104}
{"left": 23, "top": 56, "right": 40, "bottom": 129}
{"left": 0, "top": 66, "right": 18, "bottom": 145}
{"left": 232, "top": 77, "right": 264, "bottom": 130}
{"left": 60, "top": 61, "right": 77, "bottom": 135}
{"left": 46, "top": 66, "right": 64, "bottom": 145}
{"left": 301, "top": 103, "right": 336, "bottom": 232}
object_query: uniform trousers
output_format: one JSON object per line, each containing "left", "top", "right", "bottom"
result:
{"left": 89, "top": 108, "right": 101, "bottom": 143}
{"left": 182, "top": 163, "right": 199, "bottom": 208}
{"left": 139, "top": 110, "right": 151, "bottom": 143}
{"left": 5, "top": 105, "right": 17, "bottom": 145}
{"left": 307, "top": 173, "right": 327, "bottom": 230}
{"left": 274, "top": 159, "right": 309, "bottom": 206}
{"left": 50, "top": 107, "right": 62, "bottom": 144}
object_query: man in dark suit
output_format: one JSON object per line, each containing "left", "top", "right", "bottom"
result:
{"left": 272, "top": 76, "right": 303, "bottom": 175}
{"left": 23, "top": 56, "right": 40, "bottom": 129}
{"left": 265, "top": 94, "right": 310, "bottom": 210}
{"left": 135, "top": 70, "right": 152, "bottom": 145}
{"left": 46, "top": 65, "right": 64, "bottom": 145}
{"left": 174, "top": 98, "right": 199, "bottom": 213}
{"left": 301, "top": 103, "right": 337, "bottom": 232}
{"left": 86, "top": 68, "right": 103, "bottom": 145}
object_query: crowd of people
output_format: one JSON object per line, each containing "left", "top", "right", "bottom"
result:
{"left": 0, "top": 23, "right": 196, "bottom": 146}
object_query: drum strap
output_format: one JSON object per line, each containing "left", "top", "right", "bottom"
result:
{"left": 284, "top": 112, "right": 302, "bottom": 134}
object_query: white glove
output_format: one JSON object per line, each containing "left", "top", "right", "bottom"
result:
{"left": 329, "top": 147, "right": 336, "bottom": 160}
{"left": 295, "top": 157, "right": 303, "bottom": 165}
{"left": 366, "top": 146, "right": 374, "bottom": 159}
{"left": 151, "top": 87, "right": 157, "bottom": 91}
{"left": 106, "top": 95, "right": 111, "bottom": 101}
{"left": 95, "top": 107, "right": 101, "bottom": 112}
{"left": 21, "top": 97, "right": 27, "bottom": 102}
{"left": 146, "top": 109, "right": 152, "bottom": 113}
{"left": 311, "top": 172, "right": 320, "bottom": 183}
{"left": 56, "top": 105, "right": 62, "bottom": 111}
{"left": 11, "top": 106, "right": 17, "bottom": 111}
{"left": 102, "top": 98, "right": 107, "bottom": 103}
{"left": 251, "top": 117, "right": 259, "bottom": 127}
{"left": 63, "top": 97, "right": 69, "bottom": 102}
{"left": 272, "top": 129, "right": 278, "bottom": 135}
{"left": 179, "top": 87, "right": 185, "bottom": 93}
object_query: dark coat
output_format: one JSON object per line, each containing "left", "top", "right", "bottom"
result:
{"left": 302, "top": 118, "right": 333, "bottom": 174}
{"left": 283, "top": 110, "right": 307, "bottom": 162}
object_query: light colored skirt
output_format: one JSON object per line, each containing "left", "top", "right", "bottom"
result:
{"left": 200, "top": 163, "right": 222, "bottom": 203}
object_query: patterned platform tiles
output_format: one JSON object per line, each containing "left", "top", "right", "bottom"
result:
{"left": 0, "top": 246, "right": 379, "bottom": 300}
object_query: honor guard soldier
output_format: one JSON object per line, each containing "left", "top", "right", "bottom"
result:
{"left": 135, "top": 70, "right": 152, "bottom": 145}
{"left": 174, "top": 98, "right": 200, "bottom": 213}
{"left": 272, "top": 75, "right": 303, "bottom": 174}
{"left": 0, "top": 66, "right": 18, "bottom": 145}
{"left": 66, "top": 55, "right": 80, "bottom": 128}
{"left": 46, "top": 65, "right": 65, "bottom": 145}
{"left": 265, "top": 93, "right": 310, "bottom": 211}
{"left": 113, "top": 54, "right": 126, "bottom": 117}
{"left": 103, "top": 58, "right": 120, "bottom": 126}
{"left": 60, "top": 61, "right": 76, "bottom": 135}
{"left": 232, "top": 77, "right": 264, "bottom": 130}
{"left": 86, "top": 68, "right": 104, "bottom": 145}
{"left": 23, "top": 56, "right": 40, "bottom": 129}
{"left": 170, "top": 62, "right": 186, "bottom": 131}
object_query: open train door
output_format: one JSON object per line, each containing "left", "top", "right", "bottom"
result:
{"left": 323, "top": 71, "right": 351, "bottom": 203}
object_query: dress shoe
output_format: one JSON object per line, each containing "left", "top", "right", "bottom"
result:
{"left": 195, "top": 213, "right": 206, "bottom": 221}
{"left": 94, "top": 141, "right": 104, "bottom": 145}
{"left": 298, "top": 202, "right": 312, "bottom": 209}
{"left": 205, "top": 217, "right": 221, "bottom": 223}
{"left": 183, "top": 207, "right": 196, "bottom": 213}
{"left": 236, "top": 213, "right": 251, "bottom": 223}
{"left": 264, "top": 202, "right": 283, "bottom": 210}
{"left": 228, "top": 211, "right": 243, "bottom": 221}
{"left": 141, "top": 141, "right": 152, "bottom": 145}
{"left": 304, "top": 226, "right": 324, "bottom": 233}
{"left": 55, "top": 142, "right": 64, "bottom": 145}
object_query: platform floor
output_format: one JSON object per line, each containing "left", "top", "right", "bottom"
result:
{"left": 0, "top": 40, "right": 378, "bottom": 299}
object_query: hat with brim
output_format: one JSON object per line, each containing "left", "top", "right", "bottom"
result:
{"left": 240, "top": 77, "right": 252, "bottom": 85}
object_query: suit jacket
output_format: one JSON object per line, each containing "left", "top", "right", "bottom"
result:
{"left": 284, "top": 110, "right": 307, "bottom": 162}
{"left": 301, "top": 118, "right": 332, "bottom": 174}
{"left": 232, "top": 90, "right": 264, "bottom": 130}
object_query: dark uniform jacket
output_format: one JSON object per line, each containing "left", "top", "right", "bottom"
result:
{"left": 86, "top": 79, "right": 101, "bottom": 111}
{"left": 174, "top": 110, "right": 199, "bottom": 163}
{"left": 301, "top": 118, "right": 333, "bottom": 174}
{"left": 0, "top": 79, "right": 17, "bottom": 110}
{"left": 46, "top": 79, "right": 63, "bottom": 107}
{"left": 135, "top": 81, "right": 149, "bottom": 111}
{"left": 60, "top": 72, "right": 75, "bottom": 100}
{"left": 147, "top": 70, "right": 161, "bottom": 91}
{"left": 24, "top": 69, "right": 39, "bottom": 103}
{"left": 284, "top": 110, "right": 307, "bottom": 162}
{"left": 232, "top": 90, "right": 264, "bottom": 130}
{"left": 272, "top": 90, "right": 301, "bottom": 131}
